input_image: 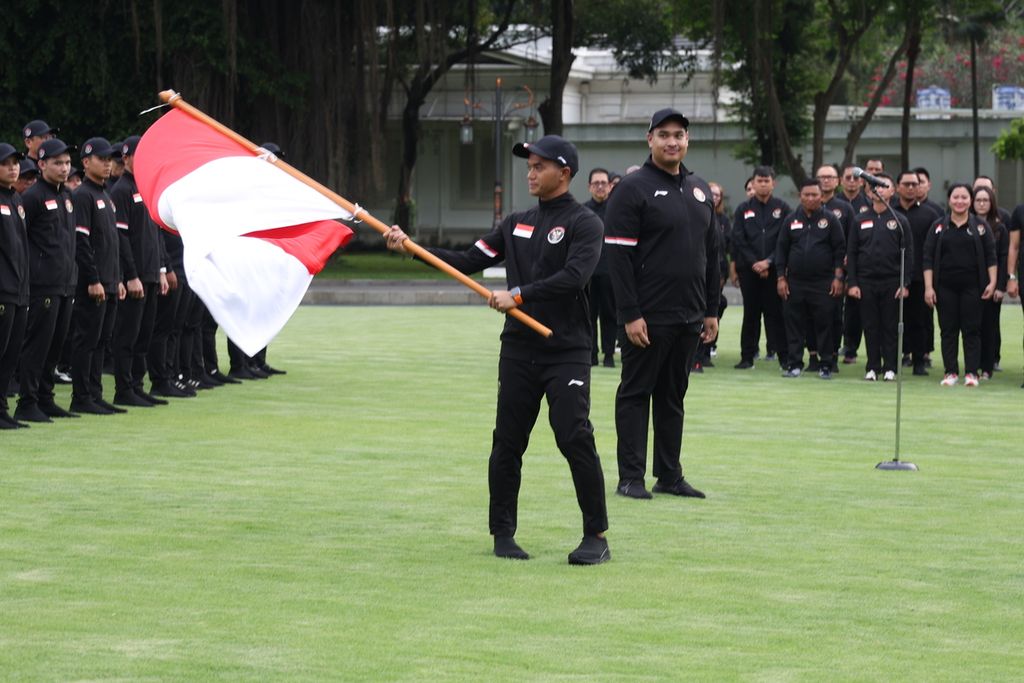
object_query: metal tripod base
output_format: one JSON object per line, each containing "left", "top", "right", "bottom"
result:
{"left": 876, "top": 459, "right": 918, "bottom": 471}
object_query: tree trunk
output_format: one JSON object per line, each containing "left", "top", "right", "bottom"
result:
{"left": 971, "top": 36, "right": 980, "bottom": 178}
{"left": 900, "top": 10, "right": 922, "bottom": 170}
{"left": 538, "top": 0, "right": 575, "bottom": 135}
{"left": 842, "top": 27, "right": 912, "bottom": 167}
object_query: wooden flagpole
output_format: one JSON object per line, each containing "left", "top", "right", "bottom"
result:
{"left": 156, "top": 90, "right": 553, "bottom": 339}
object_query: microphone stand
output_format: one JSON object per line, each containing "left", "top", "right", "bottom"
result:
{"left": 870, "top": 186, "right": 918, "bottom": 472}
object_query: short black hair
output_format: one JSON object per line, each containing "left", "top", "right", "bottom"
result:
{"left": 588, "top": 167, "right": 610, "bottom": 184}
{"left": 912, "top": 166, "right": 931, "bottom": 180}
{"left": 753, "top": 165, "right": 775, "bottom": 179}
{"left": 799, "top": 179, "right": 821, "bottom": 190}
{"left": 841, "top": 163, "right": 858, "bottom": 174}
{"left": 897, "top": 170, "right": 919, "bottom": 184}
{"left": 872, "top": 172, "right": 895, "bottom": 188}
{"left": 946, "top": 182, "right": 973, "bottom": 202}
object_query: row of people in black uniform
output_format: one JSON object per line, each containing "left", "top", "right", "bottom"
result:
{"left": 722, "top": 161, "right": 1019, "bottom": 386}
{"left": 0, "top": 120, "right": 286, "bottom": 430}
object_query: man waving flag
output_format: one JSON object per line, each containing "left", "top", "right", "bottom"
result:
{"left": 133, "top": 108, "right": 354, "bottom": 356}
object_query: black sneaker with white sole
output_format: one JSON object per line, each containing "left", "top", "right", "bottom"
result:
{"left": 615, "top": 479, "right": 653, "bottom": 500}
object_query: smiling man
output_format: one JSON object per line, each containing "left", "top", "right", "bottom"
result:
{"left": 385, "top": 135, "right": 610, "bottom": 565}
{"left": 603, "top": 107, "right": 719, "bottom": 502}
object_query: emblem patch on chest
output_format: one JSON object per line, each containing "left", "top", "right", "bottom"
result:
{"left": 886, "top": 220, "right": 898, "bottom": 230}
{"left": 547, "top": 227, "right": 566, "bottom": 244}
{"left": 817, "top": 219, "right": 829, "bottom": 229}
{"left": 772, "top": 208, "right": 782, "bottom": 218}
{"left": 65, "top": 199, "right": 73, "bottom": 213}
{"left": 692, "top": 187, "right": 706, "bottom": 202}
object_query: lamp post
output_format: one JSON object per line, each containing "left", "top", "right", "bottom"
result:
{"left": 460, "top": 78, "right": 539, "bottom": 228}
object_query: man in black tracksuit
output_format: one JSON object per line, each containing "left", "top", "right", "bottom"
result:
{"left": 0, "top": 143, "right": 31, "bottom": 429}
{"left": 604, "top": 108, "right": 719, "bottom": 501}
{"left": 584, "top": 167, "right": 616, "bottom": 368}
{"left": 70, "top": 137, "right": 125, "bottom": 415}
{"left": 730, "top": 165, "right": 791, "bottom": 369}
{"left": 386, "top": 135, "right": 610, "bottom": 566}
{"left": 774, "top": 179, "right": 846, "bottom": 379}
{"left": 110, "top": 136, "right": 170, "bottom": 407}
{"left": 894, "top": 170, "right": 942, "bottom": 376}
{"left": 14, "top": 139, "right": 80, "bottom": 422}
{"left": 846, "top": 173, "right": 913, "bottom": 381}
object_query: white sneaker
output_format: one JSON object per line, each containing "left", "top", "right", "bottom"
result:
{"left": 883, "top": 370, "right": 896, "bottom": 381}
{"left": 964, "top": 373, "right": 979, "bottom": 387}
{"left": 864, "top": 370, "right": 877, "bottom": 381}
{"left": 940, "top": 373, "right": 958, "bottom": 386}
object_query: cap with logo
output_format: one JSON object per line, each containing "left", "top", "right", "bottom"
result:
{"left": 80, "top": 137, "right": 115, "bottom": 159}
{"left": 23, "top": 120, "right": 59, "bottom": 138}
{"left": 512, "top": 135, "right": 579, "bottom": 178}
{"left": 121, "top": 136, "right": 142, "bottom": 157}
{"left": 0, "top": 143, "right": 25, "bottom": 162}
{"left": 19, "top": 158, "right": 39, "bottom": 177}
{"left": 37, "top": 138, "right": 76, "bottom": 161}
{"left": 648, "top": 108, "right": 690, "bottom": 132}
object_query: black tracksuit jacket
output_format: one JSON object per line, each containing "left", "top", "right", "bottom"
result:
{"left": 846, "top": 207, "right": 913, "bottom": 288}
{"left": 894, "top": 200, "right": 943, "bottom": 282}
{"left": 922, "top": 214, "right": 997, "bottom": 291}
{"left": 22, "top": 179, "right": 77, "bottom": 297}
{"left": 0, "top": 186, "right": 29, "bottom": 305}
{"left": 110, "top": 172, "right": 167, "bottom": 283}
{"left": 730, "top": 194, "right": 792, "bottom": 268}
{"left": 603, "top": 158, "right": 720, "bottom": 326}
{"left": 74, "top": 178, "right": 120, "bottom": 293}
{"left": 774, "top": 206, "right": 846, "bottom": 281}
{"left": 424, "top": 192, "right": 602, "bottom": 365}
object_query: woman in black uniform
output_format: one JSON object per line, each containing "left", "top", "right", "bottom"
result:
{"left": 972, "top": 186, "right": 1009, "bottom": 379}
{"left": 923, "top": 184, "right": 997, "bottom": 387}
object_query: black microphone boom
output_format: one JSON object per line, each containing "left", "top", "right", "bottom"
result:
{"left": 853, "top": 167, "right": 887, "bottom": 188}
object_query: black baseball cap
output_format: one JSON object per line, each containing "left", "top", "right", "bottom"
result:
{"left": 80, "top": 137, "right": 114, "bottom": 158}
{"left": 0, "top": 143, "right": 24, "bottom": 162}
{"left": 110, "top": 140, "right": 124, "bottom": 160}
{"left": 37, "top": 138, "right": 76, "bottom": 161}
{"left": 260, "top": 142, "right": 284, "bottom": 158}
{"left": 512, "top": 135, "right": 579, "bottom": 178}
{"left": 121, "top": 136, "right": 142, "bottom": 156}
{"left": 648, "top": 107, "right": 690, "bottom": 131}
{"left": 19, "top": 158, "right": 39, "bottom": 177}
{"left": 69, "top": 166, "right": 82, "bottom": 179}
{"left": 23, "top": 120, "right": 58, "bottom": 138}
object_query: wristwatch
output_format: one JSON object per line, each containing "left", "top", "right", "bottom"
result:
{"left": 510, "top": 286, "right": 523, "bottom": 305}
{"left": 1010, "top": 274, "right": 1018, "bottom": 281}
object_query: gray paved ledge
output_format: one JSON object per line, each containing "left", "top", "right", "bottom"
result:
{"left": 303, "top": 279, "right": 747, "bottom": 306}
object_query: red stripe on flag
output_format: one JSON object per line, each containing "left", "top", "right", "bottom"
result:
{"left": 244, "top": 220, "right": 354, "bottom": 274}
{"left": 134, "top": 109, "right": 251, "bottom": 229}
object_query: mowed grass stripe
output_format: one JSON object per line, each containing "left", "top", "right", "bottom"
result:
{"left": 2, "top": 304, "right": 1022, "bottom": 680}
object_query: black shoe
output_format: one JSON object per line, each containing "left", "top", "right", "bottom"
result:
{"left": 493, "top": 536, "right": 530, "bottom": 560}
{"left": 259, "top": 363, "right": 286, "bottom": 375}
{"left": 136, "top": 390, "right": 169, "bottom": 406}
{"left": 228, "top": 366, "right": 255, "bottom": 381}
{"left": 1, "top": 410, "right": 30, "bottom": 429}
{"left": 247, "top": 365, "right": 270, "bottom": 379}
{"left": 807, "top": 356, "right": 820, "bottom": 372}
{"left": 175, "top": 380, "right": 197, "bottom": 397}
{"left": 734, "top": 360, "right": 754, "bottom": 370}
{"left": 602, "top": 356, "right": 615, "bottom": 368}
{"left": 150, "top": 381, "right": 193, "bottom": 398}
{"left": 652, "top": 477, "right": 706, "bottom": 499}
{"left": 615, "top": 479, "right": 653, "bottom": 500}
{"left": 114, "top": 391, "right": 153, "bottom": 408}
{"left": 912, "top": 363, "right": 929, "bottom": 376}
{"left": 95, "top": 397, "right": 128, "bottom": 413}
{"left": 765, "top": 352, "right": 777, "bottom": 362}
{"left": 69, "top": 397, "right": 115, "bottom": 415}
{"left": 568, "top": 535, "right": 611, "bottom": 565}
{"left": 703, "top": 358, "right": 714, "bottom": 368}
{"left": 200, "top": 372, "right": 224, "bottom": 387}
{"left": 901, "top": 355, "right": 912, "bottom": 367}
{"left": 39, "top": 402, "right": 80, "bottom": 418}
{"left": 210, "top": 369, "right": 241, "bottom": 385}
{"left": 13, "top": 404, "right": 53, "bottom": 423}
{"left": 818, "top": 367, "right": 832, "bottom": 380}
{"left": 691, "top": 362, "right": 704, "bottom": 373}
{"left": 194, "top": 375, "right": 218, "bottom": 390}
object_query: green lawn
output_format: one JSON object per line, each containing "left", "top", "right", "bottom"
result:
{"left": 2, "top": 304, "right": 1023, "bottom": 680}
{"left": 319, "top": 251, "right": 456, "bottom": 280}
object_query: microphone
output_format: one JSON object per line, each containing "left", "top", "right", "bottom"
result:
{"left": 853, "top": 167, "right": 887, "bottom": 188}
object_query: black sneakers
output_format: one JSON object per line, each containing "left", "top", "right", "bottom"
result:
{"left": 568, "top": 535, "right": 611, "bottom": 565}
{"left": 652, "top": 477, "right": 706, "bottom": 499}
{"left": 14, "top": 403, "right": 54, "bottom": 423}
{"left": 616, "top": 480, "right": 653, "bottom": 499}
{"left": 734, "top": 359, "right": 754, "bottom": 369}
{"left": 493, "top": 536, "right": 530, "bottom": 560}
{"left": 114, "top": 391, "right": 153, "bottom": 408}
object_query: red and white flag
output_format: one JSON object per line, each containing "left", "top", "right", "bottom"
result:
{"left": 134, "top": 109, "right": 354, "bottom": 355}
